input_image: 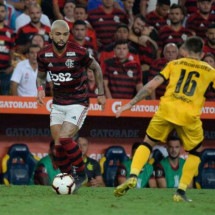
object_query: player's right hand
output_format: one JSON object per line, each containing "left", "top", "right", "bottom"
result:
{"left": 97, "top": 95, "right": 106, "bottom": 111}
{"left": 37, "top": 89, "right": 45, "bottom": 106}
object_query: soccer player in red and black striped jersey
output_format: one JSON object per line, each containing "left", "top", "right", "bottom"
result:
{"left": 36, "top": 20, "right": 106, "bottom": 190}
{"left": 0, "top": 3, "right": 15, "bottom": 95}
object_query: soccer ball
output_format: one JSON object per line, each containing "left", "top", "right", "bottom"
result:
{"left": 52, "top": 173, "right": 76, "bottom": 195}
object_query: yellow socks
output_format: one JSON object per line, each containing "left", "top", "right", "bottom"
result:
{"left": 130, "top": 145, "right": 151, "bottom": 176}
{"left": 179, "top": 154, "right": 201, "bottom": 191}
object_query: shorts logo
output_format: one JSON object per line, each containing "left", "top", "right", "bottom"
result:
{"left": 71, "top": 116, "right": 76, "bottom": 120}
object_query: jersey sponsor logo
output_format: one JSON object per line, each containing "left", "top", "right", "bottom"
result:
{"left": 45, "top": 52, "right": 53, "bottom": 57}
{"left": 49, "top": 72, "right": 73, "bottom": 82}
{"left": 65, "top": 59, "right": 74, "bottom": 68}
{"left": 66, "top": 52, "right": 76, "bottom": 56}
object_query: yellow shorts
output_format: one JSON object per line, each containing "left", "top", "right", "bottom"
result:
{"left": 146, "top": 114, "right": 204, "bottom": 151}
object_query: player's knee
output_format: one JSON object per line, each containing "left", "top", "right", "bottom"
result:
{"left": 188, "top": 142, "right": 202, "bottom": 158}
{"left": 140, "top": 142, "right": 153, "bottom": 153}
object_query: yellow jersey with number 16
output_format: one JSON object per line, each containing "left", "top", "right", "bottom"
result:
{"left": 157, "top": 57, "right": 215, "bottom": 126}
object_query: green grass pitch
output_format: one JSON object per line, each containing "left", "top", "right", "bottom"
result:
{"left": 0, "top": 186, "right": 214, "bottom": 215}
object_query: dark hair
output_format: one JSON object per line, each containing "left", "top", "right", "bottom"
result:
{"left": 184, "top": 36, "right": 204, "bottom": 53}
{"left": 197, "top": 0, "right": 212, "bottom": 2}
{"left": 30, "top": 33, "right": 45, "bottom": 42}
{"left": 167, "top": 135, "right": 181, "bottom": 142}
{"left": 27, "top": 44, "right": 40, "bottom": 53}
{"left": 0, "top": 3, "right": 6, "bottom": 10}
{"left": 208, "top": 23, "right": 215, "bottom": 30}
{"left": 134, "top": 14, "right": 146, "bottom": 24}
{"left": 75, "top": 4, "right": 87, "bottom": 13}
{"left": 73, "top": 19, "right": 87, "bottom": 27}
{"left": 114, "top": 39, "right": 129, "bottom": 48}
{"left": 170, "top": 3, "right": 186, "bottom": 16}
{"left": 116, "top": 23, "right": 129, "bottom": 32}
{"left": 65, "top": 0, "right": 76, "bottom": 5}
{"left": 157, "top": 0, "right": 171, "bottom": 6}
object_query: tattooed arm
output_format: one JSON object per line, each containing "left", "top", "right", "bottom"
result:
{"left": 88, "top": 57, "right": 106, "bottom": 110}
{"left": 116, "top": 75, "right": 164, "bottom": 117}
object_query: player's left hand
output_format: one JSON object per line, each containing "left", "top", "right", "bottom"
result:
{"left": 97, "top": 95, "right": 106, "bottom": 111}
{"left": 116, "top": 103, "right": 132, "bottom": 118}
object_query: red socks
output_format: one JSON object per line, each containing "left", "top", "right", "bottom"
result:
{"left": 59, "top": 138, "right": 85, "bottom": 173}
{"left": 53, "top": 145, "right": 71, "bottom": 173}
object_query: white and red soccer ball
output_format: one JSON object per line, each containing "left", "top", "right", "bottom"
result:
{"left": 52, "top": 173, "right": 76, "bottom": 195}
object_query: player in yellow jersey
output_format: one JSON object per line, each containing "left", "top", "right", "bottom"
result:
{"left": 114, "top": 36, "right": 215, "bottom": 202}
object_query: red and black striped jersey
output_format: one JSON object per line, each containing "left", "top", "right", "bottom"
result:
{"left": 184, "top": 0, "right": 215, "bottom": 15}
{"left": 146, "top": 11, "right": 168, "bottom": 32}
{"left": 0, "top": 25, "right": 14, "bottom": 69}
{"left": 37, "top": 41, "right": 93, "bottom": 106}
{"left": 15, "top": 23, "right": 51, "bottom": 45}
{"left": 99, "top": 42, "right": 140, "bottom": 72}
{"left": 148, "top": 57, "right": 168, "bottom": 99}
{"left": 184, "top": 0, "right": 198, "bottom": 15}
{"left": 158, "top": 25, "right": 194, "bottom": 49}
{"left": 185, "top": 12, "right": 215, "bottom": 39}
{"left": 104, "top": 58, "right": 142, "bottom": 99}
{"left": 130, "top": 40, "right": 157, "bottom": 68}
{"left": 88, "top": 6, "right": 128, "bottom": 49}
{"left": 70, "top": 38, "right": 98, "bottom": 59}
